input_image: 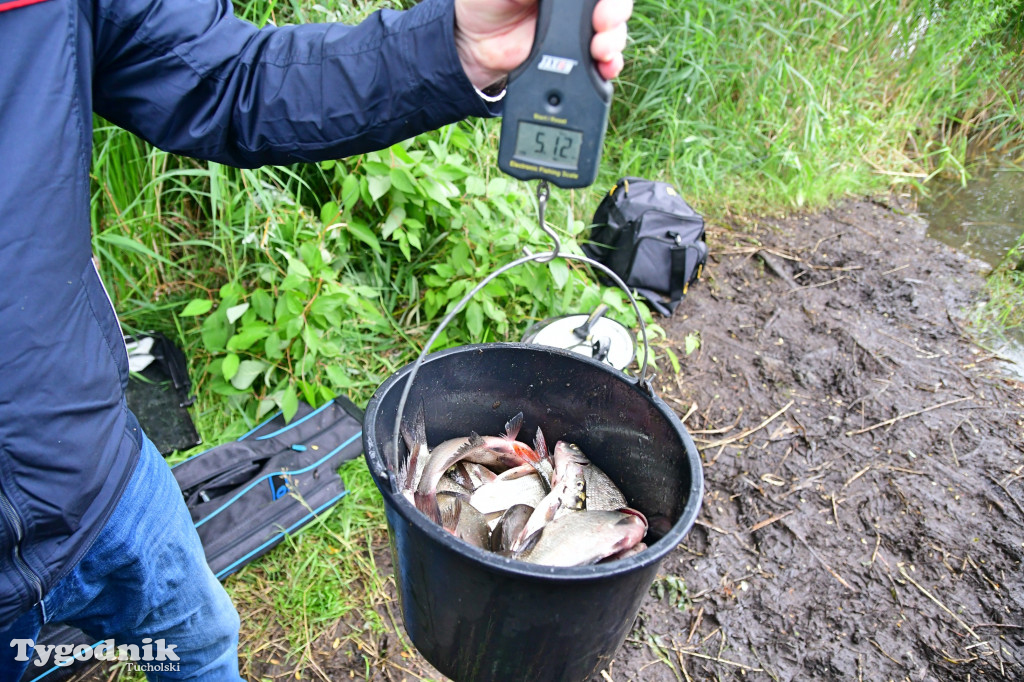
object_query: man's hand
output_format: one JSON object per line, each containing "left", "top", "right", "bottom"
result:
{"left": 454, "top": 0, "right": 632, "bottom": 91}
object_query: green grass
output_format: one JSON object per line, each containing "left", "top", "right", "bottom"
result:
{"left": 86, "top": 0, "right": 1024, "bottom": 677}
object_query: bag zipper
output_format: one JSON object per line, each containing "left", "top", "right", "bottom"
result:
{"left": 0, "top": 484, "right": 44, "bottom": 603}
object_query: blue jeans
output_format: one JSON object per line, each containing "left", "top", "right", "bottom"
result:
{"left": 0, "top": 435, "right": 241, "bottom": 681}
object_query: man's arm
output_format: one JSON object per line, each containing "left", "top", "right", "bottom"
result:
{"left": 92, "top": 0, "right": 496, "bottom": 167}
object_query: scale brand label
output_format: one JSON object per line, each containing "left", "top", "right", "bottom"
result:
{"left": 538, "top": 55, "right": 577, "bottom": 75}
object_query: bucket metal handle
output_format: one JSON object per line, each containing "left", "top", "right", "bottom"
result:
{"left": 386, "top": 181, "right": 652, "bottom": 488}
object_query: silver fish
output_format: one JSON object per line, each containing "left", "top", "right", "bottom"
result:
{"left": 476, "top": 412, "right": 543, "bottom": 465}
{"left": 469, "top": 468, "right": 547, "bottom": 517}
{"left": 509, "top": 441, "right": 588, "bottom": 551}
{"left": 583, "top": 461, "right": 628, "bottom": 511}
{"left": 516, "top": 510, "right": 648, "bottom": 567}
{"left": 416, "top": 433, "right": 525, "bottom": 500}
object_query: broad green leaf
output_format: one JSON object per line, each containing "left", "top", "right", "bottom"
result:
{"left": 222, "top": 353, "right": 240, "bottom": 380}
{"left": 666, "top": 346, "right": 681, "bottom": 374}
{"left": 465, "top": 300, "right": 483, "bottom": 338}
{"left": 180, "top": 299, "right": 213, "bottom": 317}
{"left": 250, "top": 289, "right": 274, "bottom": 322}
{"left": 299, "top": 381, "right": 318, "bottom": 408}
{"left": 549, "top": 259, "right": 570, "bottom": 289}
{"left": 320, "top": 200, "right": 340, "bottom": 225}
{"left": 226, "top": 324, "right": 270, "bottom": 351}
{"left": 264, "top": 331, "right": 285, "bottom": 360}
{"left": 389, "top": 167, "right": 418, "bottom": 194}
{"left": 225, "top": 302, "right": 249, "bottom": 324}
{"left": 451, "top": 242, "right": 472, "bottom": 274}
{"left": 397, "top": 232, "right": 411, "bottom": 261}
{"left": 286, "top": 256, "right": 311, "bottom": 279}
{"left": 299, "top": 242, "right": 323, "bottom": 271}
{"left": 432, "top": 263, "right": 456, "bottom": 278}
{"left": 347, "top": 221, "right": 382, "bottom": 254}
{"left": 230, "top": 360, "right": 267, "bottom": 390}
{"left": 341, "top": 174, "right": 360, "bottom": 211}
{"left": 281, "top": 389, "right": 299, "bottom": 423}
{"left": 481, "top": 296, "right": 507, "bottom": 324}
{"left": 326, "top": 365, "right": 354, "bottom": 388}
{"left": 220, "top": 282, "right": 245, "bottom": 301}
{"left": 465, "top": 176, "right": 486, "bottom": 196}
{"left": 487, "top": 177, "right": 508, "bottom": 195}
{"left": 200, "top": 311, "right": 229, "bottom": 352}
{"left": 279, "top": 273, "right": 308, "bottom": 292}
{"left": 367, "top": 174, "right": 392, "bottom": 202}
{"left": 421, "top": 178, "right": 452, "bottom": 208}
{"left": 390, "top": 143, "right": 415, "bottom": 165}
{"left": 684, "top": 331, "right": 701, "bottom": 355}
{"left": 363, "top": 160, "right": 391, "bottom": 175}
{"left": 381, "top": 205, "right": 406, "bottom": 239}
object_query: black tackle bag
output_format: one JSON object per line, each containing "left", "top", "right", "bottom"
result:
{"left": 583, "top": 177, "right": 707, "bottom": 316}
{"left": 19, "top": 397, "right": 364, "bottom": 681}
{"left": 172, "top": 395, "right": 364, "bottom": 579}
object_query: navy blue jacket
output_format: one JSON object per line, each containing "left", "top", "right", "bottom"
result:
{"left": 0, "top": 0, "right": 497, "bottom": 627}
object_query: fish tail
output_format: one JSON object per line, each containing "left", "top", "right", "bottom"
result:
{"left": 533, "top": 426, "right": 550, "bottom": 461}
{"left": 504, "top": 412, "right": 524, "bottom": 440}
{"left": 414, "top": 491, "right": 442, "bottom": 525}
{"left": 439, "top": 496, "right": 462, "bottom": 532}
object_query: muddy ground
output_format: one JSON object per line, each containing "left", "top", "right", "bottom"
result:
{"left": 614, "top": 196, "right": 1024, "bottom": 682}
{"left": 69, "top": 197, "right": 1023, "bottom": 681}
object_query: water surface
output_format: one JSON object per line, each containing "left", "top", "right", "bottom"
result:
{"left": 917, "top": 156, "right": 1024, "bottom": 379}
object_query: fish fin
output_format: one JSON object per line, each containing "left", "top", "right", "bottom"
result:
{"left": 414, "top": 491, "right": 442, "bottom": 525}
{"left": 400, "top": 403, "right": 428, "bottom": 490}
{"left": 454, "top": 433, "right": 485, "bottom": 463}
{"left": 504, "top": 412, "right": 524, "bottom": 440}
{"left": 493, "top": 504, "right": 533, "bottom": 552}
{"left": 439, "top": 496, "right": 462, "bottom": 532}
{"left": 400, "top": 402, "right": 427, "bottom": 451}
{"left": 533, "top": 426, "right": 550, "bottom": 461}
{"left": 396, "top": 457, "right": 410, "bottom": 492}
{"left": 511, "top": 527, "right": 542, "bottom": 559}
{"left": 528, "top": 459, "right": 551, "bottom": 492}
{"left": 620, "top": 507, "right": 649, "bottom": 531}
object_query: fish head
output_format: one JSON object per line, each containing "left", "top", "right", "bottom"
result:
{"left": 610, "top": 512, "right": 649, "bottom": 552}
{"left": 551, "top": 441, "right": 590, "bottom": 485}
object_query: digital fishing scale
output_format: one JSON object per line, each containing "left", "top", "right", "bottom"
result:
{"left": 498, "top": 0, "right": 612, "bottom": 189}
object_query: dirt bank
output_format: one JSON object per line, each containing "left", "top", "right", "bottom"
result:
{"left": 617, "top": 197, "right": 1024, "bottom": 681}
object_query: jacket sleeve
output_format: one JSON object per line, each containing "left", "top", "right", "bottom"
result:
{"left": 90, "top": 0, "right": 500, "bottom": 167}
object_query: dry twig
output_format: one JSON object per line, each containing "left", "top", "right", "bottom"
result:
{"left": 697, "top": 401, "right": 794, "bottom": 449}
{"left": 845, "top": 397, "right": 971, "bottom": 436}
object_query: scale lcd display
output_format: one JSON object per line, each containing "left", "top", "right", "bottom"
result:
{"left": 514, "top": 121, "right": 583, "bottom": 169}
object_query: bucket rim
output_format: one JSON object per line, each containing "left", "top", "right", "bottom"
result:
{"left": 363, "top": 342, "right": 704, "bottom": 581}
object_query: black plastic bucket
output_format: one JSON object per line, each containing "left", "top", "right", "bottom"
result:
{"left": 363, "top": 343, "right": 703, "bottom": 682}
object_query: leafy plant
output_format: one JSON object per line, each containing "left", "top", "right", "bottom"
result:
{"left": 651, "top": 574, "right": 691, "bottom": 610}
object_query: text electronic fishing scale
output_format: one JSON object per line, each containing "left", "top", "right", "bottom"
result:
{"left": 498, "top": 0, "right": 611, "bottom": 190}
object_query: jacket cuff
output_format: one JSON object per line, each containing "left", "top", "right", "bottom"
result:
{"left": 396, "top": 0, "right": 503, "bottom": 118}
